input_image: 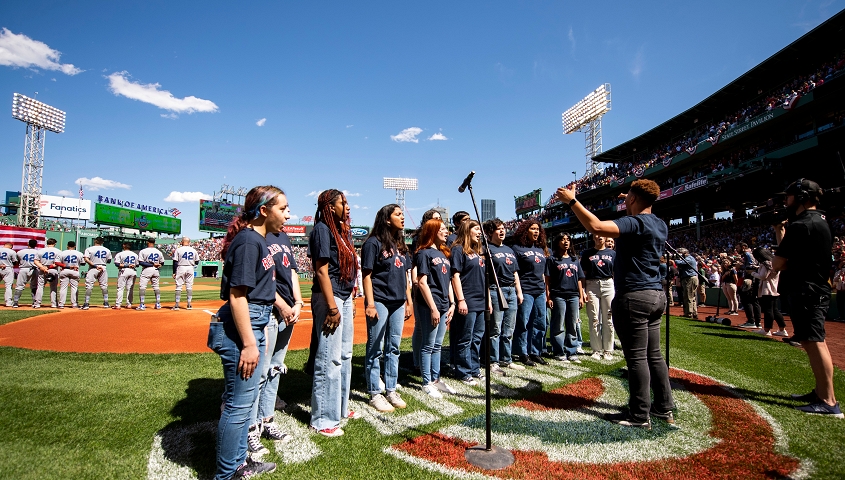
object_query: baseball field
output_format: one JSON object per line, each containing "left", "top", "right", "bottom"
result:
{"left": 1, "top": 278, "right": 844, "bottom": 479}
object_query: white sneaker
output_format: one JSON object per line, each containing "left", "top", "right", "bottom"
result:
{"left": 772, "top": 329, "right": 789, "bottom": 337}
{"left": 434, "top": 379, "right": 457, "bottom": 394}
{"left": 422, "top": 383, "right": 443, "bottom": 399}
{"left": 753, "top": 328, "right": 770, "bottom": 335}
{"left": 490, "top": 363, "right": 505, "bottom": 376}
{"left": 506, "top": 362, "right": 525, "bottom": 371}
{"left": 590, "top": 352, "right": 603, "bottom": 360}
{"left": 369, "top": 393, "right": 395, "bottom": 413}
{"left": 247, "top": 425, "right": 269, "bottom": 455}
{"left": 576, "top": 347, "right": 586, "bottom": 354}
{"left": 385, "top": 391, "right": 407, "bottom": 409}
{"left": 603, "top": 352, "right": 615, "bottom": 360}
{"left": 461, "top": 376, "right": 479, "bottom": 386}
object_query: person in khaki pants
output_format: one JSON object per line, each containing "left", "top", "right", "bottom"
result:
{"left": 677, "top": 248, "right": 699, "bottom": 319}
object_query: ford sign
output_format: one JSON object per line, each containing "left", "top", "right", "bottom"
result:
{"left": 350, "top": 227, "right": 369, "bottom": 237}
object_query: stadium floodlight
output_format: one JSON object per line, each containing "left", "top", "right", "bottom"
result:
{"left": 12, "top": 93, "right": 66, "bottom": 228}
{"left": 562, "top": 84, "right": 611, "bottom": 178}
{"left": 383, "top": 177, "right": 418, "bottom": 216}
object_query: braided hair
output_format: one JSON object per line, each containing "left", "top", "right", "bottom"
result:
{"left": 315, "top": 189, "right": 356, "bottom": 282}
{"left": 221, "top": 185, "right": 284, "bottom": 260}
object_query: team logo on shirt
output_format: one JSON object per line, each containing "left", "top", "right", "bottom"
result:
{"left": 395, "top": 256, "right": 404, "bottom": 269}
{"left": 261, "top": 254, "right": 275, "bottom": 271}
{"left": 505, "top": 257, "right": 513, "bottom": 265}
{"left": 534, "top": 256, "right": 541, "bottom": 264}
{"left": 282, "top": 254, "right": 290, "bottom": 268}
{"left": 441, "top": 264, "right": 448, "bottom": 275}
{"left": 597, "top": 260, "right": 604, "bottom": 267}
{"left": 565, "top": 269, "right": 574, "bottom": 277}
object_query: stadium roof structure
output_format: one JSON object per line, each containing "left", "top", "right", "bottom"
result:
{"left": 594, "top": 9, "right": 845, "bottom": 165}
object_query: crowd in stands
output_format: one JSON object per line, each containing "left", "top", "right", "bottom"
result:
{"left": 156, "top": 237, "right": 315, "bottom": 274}
{"left": 569, "top": 50, "right": 845, "bottom": 194}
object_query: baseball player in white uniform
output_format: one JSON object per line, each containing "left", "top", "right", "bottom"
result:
{"left": 12, "top": 239, "right": 40, "bottom": 308}
{"left": 58, "top": 241, "right": 83, "bottom": 308}
{"left": 0, "top": 242, "right": 18, "bottom": 307}
{"left": 137, "top": 238, "right": 164, "bottom": 310}
{"left": 33, "top": 238, "right": 63, "bottom": 308}
{"left": 171, "top": 237, "right": 199, "bottom": 310}
{"left": 113, "top": 242, "right": 138, "bottom": 310}
{"left": 82, "top": 237, "right": 112, "bottom": 310}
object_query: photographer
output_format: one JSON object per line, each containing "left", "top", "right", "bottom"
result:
{"left": 676, "top": 248, "right": 698, "bottom": 319}
{"left": 772, "top": 179, "right": 841, "bottom": 418}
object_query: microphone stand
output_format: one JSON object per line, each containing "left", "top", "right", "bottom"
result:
{"left": 461, "top": 176, "right": 515, "bottom": 470}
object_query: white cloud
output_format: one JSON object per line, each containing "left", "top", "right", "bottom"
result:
{"left": 568, "top": 26, "right": 576, "bottom": 55}
{"left": 361, "top": 206, "right": 370, "bottom": 210}
{"left": 160, "top": 113, "right": 178, "bottom": 120}
{"left": 75, "top": 177, "right": 131, "bottom": 191}
{"left": 107, "top": 71, "right": 219, "bottom": 114}
{"left": 289, "top": 214, "right": 299, "bottom": 221}
{"left": 56, "top": 190, "right": 73, "bottom": 196}
{"left": 352, "top": 204, "right": 361, "bottom": 209}
{"left": 256, "top": 118, "right": 266, "bottom": 127}
{"left": 428, "top": 132, "right": 448, "bottom": 141}
{"left": 342, "top": 190, "right": 361, "bottom": 197}
{"left": 0, "top": 28, "right": 83, "bottom": 75}
{"left": 390, "top": 127, "right": 423, "bottom": 143}
{"left": 346, "top": 124, "right": 354, "bottom": 128}
{"left": 630, "top": 45, "right": 645, "bottom": 79}
{"left": 306, "top": 190, "right": 322, "bottom": 198}
{"left": 164, "top": 191, "right": 212, "bottom": 203}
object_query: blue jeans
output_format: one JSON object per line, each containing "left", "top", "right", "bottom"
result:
{"left": 451, "top": 310, "right": 485, "bottom": 379}
{"left": 208, "top": 302, "right": 272, "bottom": 480}
{"left": 415, "top": 301, "right": 449, "bottom": 385}
{"left": 490, "top": 286, "right": 517, "bottom": 364}
{"left": 310, "top": 292, "right": 354, "bottom": 431}
{"left": 365, "top": 300, "right": 405, "bottom": 395}
{"left": 612, "top": 290, "right": 673, "bottom": 422}
{"left": 514, "top": 292, "right": 547, "bottom": 357}
{"left": 252, "top": 310, "right": 296, "bottom": 425}
{"left": 549, "top": 296, "right": 580, "bottom": 356}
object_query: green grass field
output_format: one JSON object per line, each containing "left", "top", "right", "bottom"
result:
{"left": 0, "top": 308, "right": 844, "bottom": 479}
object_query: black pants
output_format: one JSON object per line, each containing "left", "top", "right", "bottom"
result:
{"left": 741, "top": 298, "right": 761, "bottom": 326}
{"left": 759, "top": 295, "right": 786, "bottom": 332}
{"left": 836, "top": 290, "right": 845, "bottom": 320}
{"left": 612, "top": 289, "right": 674, "bottom": 422}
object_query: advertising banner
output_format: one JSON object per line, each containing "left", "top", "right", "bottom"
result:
{"left": 199, "top": 200, "right": 242, "bottom": 233}
{"left": 673, "top": 177, "right": 708, "bottom": 196}
{"left": 94, "top": 203, "right": 181, "bottom": 234}
{"left": 350, "top": 226, "right": 370, "bottom": 238}
{"left": 38, "top": 195, "right": 91, "bottom": 220}
{"left": 514, "top": 189, "right": 542, "bottom": 215}
{"left": 283, "top": 225, "right": 307, "bottom": 237}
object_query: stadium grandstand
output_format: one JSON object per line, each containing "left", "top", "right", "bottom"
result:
{"left": 532, "top": 10, "right": 845, "bottom": 260}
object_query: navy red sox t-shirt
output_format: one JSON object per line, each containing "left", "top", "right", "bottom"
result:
{"left": 309, "top": 222, "right": 356, "bottom": 300}
{"left": 488, "top": 243, "right": 518, "bottom": 287}
{"left": 545, "top": 255, "right": 584, "bottom": 298}
{"left": 267, "top": 231, "right": 299, "bottom": 306}
{"left": 220, "top": 227, "right": 276, "bottom": 305}
{"left": 450, "top": 244, "right": 486, "bottom": 312}
{"left": 414, "top": 247, "right": 452, "bottom": 312}
{"left": 580, "top": 247, "right": 616, "bottom": 279}
{"left": 511, "top": 245, "right": 547, "bottom": 295}
{"left": 446, "top": 233, "right": 458, "bottom": 248}
{"left": 361, "top": 236, "right": 411, "bottom": 303}
{"left": 612, "top": 214, "right": 667, "bottom": 293}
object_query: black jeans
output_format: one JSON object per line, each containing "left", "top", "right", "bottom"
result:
{"left": 759, "top": 295, "right": 785, "bottom": 332}
{"left": 612, "top": 289, "right": 674, "bottom": 422}
{"left": 741, "top": 298, "right": 761, "bottom": 326}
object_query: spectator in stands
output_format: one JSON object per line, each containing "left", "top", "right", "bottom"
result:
{"left": 676, "top": 248, "right": 699, "bottom": 319}
{"left": 721, "top": 260, "right": 739, "bottom": 315}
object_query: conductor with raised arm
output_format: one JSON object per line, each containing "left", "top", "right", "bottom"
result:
{"left": 556, "top": 179, "right": 675, "bottom": 429}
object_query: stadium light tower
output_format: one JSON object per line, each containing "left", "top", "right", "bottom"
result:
{"left": 383, "top": 177, "right": 418, "bottom": 214}
{"left": 562, "top": 84, "right": 611, "bottom": 178}
{"left": 12, "top": 93, "right": 66, "bottom": 228}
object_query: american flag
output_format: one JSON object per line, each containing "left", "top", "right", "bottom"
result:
{"left": 79, "top": 184, "right": 84, "bottom": 199}
{"left": 170, "top": 208, "right": 181, "bottom": 217}
{"left": 0, "top": 225, "right": 46, "bottom": 251}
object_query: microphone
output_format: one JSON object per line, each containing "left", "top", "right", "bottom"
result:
{"left": 458, "top": 171, "right": 475, "bottom": 193}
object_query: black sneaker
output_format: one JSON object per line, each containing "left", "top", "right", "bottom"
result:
{"left": 650, "top": 409, "right": 675, "bottom": 424}
{"left": 81, "top": 303, "right": 90, "bottom": 310}
{"left": 529, "top": 355, "right": 548, "bottom": 365}
{"left": 604, "top": 411, "right": 651, "bottom": 429}
{"left": 795, "top": 401, "right": 844, "bottom": 418}
{"left": 233, "top": 457, "right": 276, "bottom": 478}
{"left": 520, "top": 356, "right": 536, "bottom": 367}
{"left": 791, "top": 390, "right": 820, "bottom": 403}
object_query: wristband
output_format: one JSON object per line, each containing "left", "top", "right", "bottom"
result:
{"left": 457, "top": 298, "right": 465, "bottom": 302}
{"left": 569, "top": 198, "right": 578, "bottom": 207}
{"left": 294, "top": 300, "right": 304, "bottom": 306}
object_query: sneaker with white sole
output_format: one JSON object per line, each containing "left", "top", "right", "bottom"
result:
{"left": 795, "top": 401, "right": 844, "bottom": 418}
{"left": 576, "top": 347, "right": 586, "bottom": 355}
{"left": 137, "top": 304, "right": 146, "bottom": 311}
{"left": 434, "top": 379, "right": 456, "bottom": 394}
{"left": 262, "top": 420, "right": 293, "bottom": 443}
{"left": 233, "top": 457, "right": 276, "bottom": 479}
{"left": 171, "top": 305, "right": 180, "bottom": 311}
{"left": 247, "top": 424, "right": 269, "bottom": 455}
{"left": 590, "top": 352, "right": 603, "bottom": 360}
{"left": 604, "top": 411, "right": 651, "bottom": 429}
{"left": 346, "top": 410, "right": 362, "bottom": 419}
{"left": 506, "top": 362, "right": 525, "bottom": 371}
{"left": 490, "top": 363, "right": 505, "bottom": 376}
{"left": 187, "top": 303, "right": 192, "bottom": 310}
{"left": 369, "top": 394, "right": 395, "bottom": 413}
{"left": 461, "top": 376, "right": 479, "bottom": 386}
{"left": 603, "top": 352, "right": 616, "bottom": 360}
{"left": 554, "top": 355, "right": 570, "bottom": 362}
{"left": 754, "top": 329, "right": 772, "bottom": 336}
{"left": 314, "top": 426, "right": 344, "bottom": 437}
{"left": 772, "top": 330, "right": 789, "bottom": 337}
{"left": 738, "top": 322, "right": 757, "bottom": 328}
{"left": 569, "top": 355, "right": 582, "bottom": 364}
{"left": 385, "top": 391, "right": 407, "bottom": 409}
{"left": 154, "top": 303, "right": 162, "bottom": 309}
{"left": 422, "top": 383, "right": 443, "bottom": 398}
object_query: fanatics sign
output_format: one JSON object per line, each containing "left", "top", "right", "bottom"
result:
{"left": 38, "top": 195, "right": 92, "bottom": 220}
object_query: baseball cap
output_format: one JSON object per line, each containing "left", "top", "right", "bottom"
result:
{"left": 779, "top": 178, "right": 822, "bottom": 197}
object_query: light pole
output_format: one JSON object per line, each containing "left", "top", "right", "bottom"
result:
{"left": 562, "top": 84, "right": 611, "bottom": 179}
{"left": 383, "top": 177, "right": 418, "bottom": 217}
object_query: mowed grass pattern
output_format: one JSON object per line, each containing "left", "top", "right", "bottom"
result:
{"left": 0, "top": 301, "right": 844, "bottom": 478}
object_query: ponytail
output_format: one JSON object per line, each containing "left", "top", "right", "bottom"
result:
{"left": 221, "top": 185, "right": 284, "bottom": 260}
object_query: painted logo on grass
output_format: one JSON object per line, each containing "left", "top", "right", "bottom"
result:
{"left": 387, "top": 369, "right": 802, "bottom": 479}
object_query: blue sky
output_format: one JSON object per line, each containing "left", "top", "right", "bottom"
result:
{"left": 0, "top": 1, "right": 840, "bottom": 236}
